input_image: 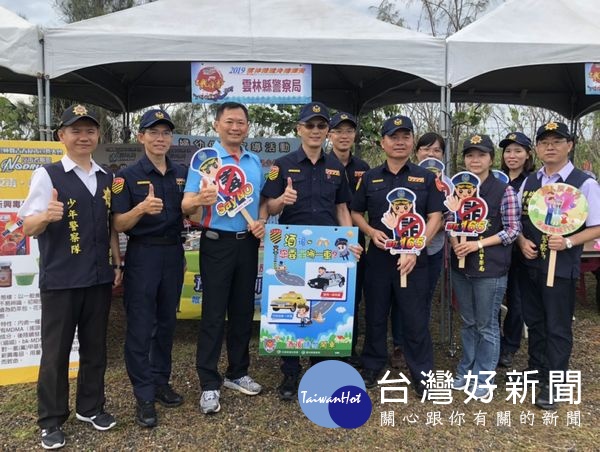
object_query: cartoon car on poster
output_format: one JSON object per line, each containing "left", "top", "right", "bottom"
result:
{"left": 270, "top": 291, "right": 306, "bottom": 312}
{"left": 307, "top": 268, "right": 346, "bottom": 291}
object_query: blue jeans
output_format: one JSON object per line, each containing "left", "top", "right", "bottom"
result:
{"left": 452, "top": 270, "right": 507, "bottom": 385}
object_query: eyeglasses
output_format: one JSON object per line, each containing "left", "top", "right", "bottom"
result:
{"left": 537, "top": 138, "right": 567, "bottom": 148}
{"left": 145, "top": 129, "right": 173, "bottom": 138}
{"left": 330, "top": 128, "right": 356, "bottom": 135}
{"left": 300, "top": 122, "right": 328, "bottom": 130}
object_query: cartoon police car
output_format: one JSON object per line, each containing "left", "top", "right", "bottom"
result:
{"left": 270, "top": 291, "right": 306, "bottom": 312}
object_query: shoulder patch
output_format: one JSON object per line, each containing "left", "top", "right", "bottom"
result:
{"left": 354, "top": 170, "right": 365, "bottom": 179}
{"left": 268, "top": 165, "right": 280, "bottom": 181}
{"left": 112, "top": 177, "right": 125, "bottom": 194}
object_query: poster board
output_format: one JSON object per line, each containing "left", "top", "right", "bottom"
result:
{"left": 259, "top": 225, "right": 358, "bottom": 357}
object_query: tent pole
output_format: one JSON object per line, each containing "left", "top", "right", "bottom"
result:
{"left": 37, "top": 76, "right": 45, "bottom": 141}
{"left": 44, "top": 76, "right": 51, "bottom": 141}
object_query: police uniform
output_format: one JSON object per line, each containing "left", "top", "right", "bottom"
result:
{"left": 328, "top": 113, "right": 370, "bottom": 358}
{"left": 112, "top": 152, "right": 186, "bottom": 403}
{"left": 519, "top": 130, "right": 600, "bottom": 388}
{"left": 18, "top": 105, "right": 116, "bottom": 434}
{"left": 498, "top": 132, "right": 532, "bottom": 364}
{"left": 351, "top": 161, "right": 444, "bottom": 384}
{"left": 184, "top": 141, "right": 263, "bottom": 391}
{"left": 262, "top": 147, "right": 351, "bottom": 376}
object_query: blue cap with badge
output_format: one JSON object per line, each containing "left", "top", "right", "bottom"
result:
{"left": 140, "top": 109, "right": 175, "bottom": 130}
{"left": 298, "top": 102, "right": 330, "bottom": 123}
{"left": 381, "top": 115, "right": 414, "bottom": 136}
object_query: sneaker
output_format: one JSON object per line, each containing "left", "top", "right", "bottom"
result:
{"left": 75, "top": 411, "right": 116, "bottom": 431}
{"left": 40, "top": 426, "right": 65, "bottom": 450}
{"left": 472, "top": 386, "right": 491, "bottom": 400}
{"left": 199, "top": 390, "right": 221, "bottom": 414}
{"left": 451, "top": 376, "right": 468, "bottom": 391}
{"left": 278, "top": 374, "right": 299, "bottom": 401}
{"left": 390, "top": 346, "right": 403, "bottom": 369}
{"left": 135, "top": 400, "right": 157, "bottom": 428}
{"left": 223, "top": 375, "right": 262, "bottom": 396}
{"left": 156, "top": 384, "right": 184, "bottom": 407}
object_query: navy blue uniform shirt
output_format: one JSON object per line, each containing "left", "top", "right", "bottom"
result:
{"left": 330, "top": 152, "right": 370, "bottom": 196}
{"left": 351, "top": 161, "right": 444, "bottom": 259}
{"left": 261, "top": 147, "right": 351, "bottom": 226}
{"left": 112, "top": 155, "right": 187, "bottom": 238}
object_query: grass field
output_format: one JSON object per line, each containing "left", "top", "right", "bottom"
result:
{"left": 1, "top": 274, "right": 599, "bottom": 451}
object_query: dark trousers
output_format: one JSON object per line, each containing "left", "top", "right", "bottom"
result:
{"left": 361, "top": 247, "right": 433, "bottom": 382}
{"left": 196, "top": 234, "right": 259, "bottom": 390}
{"left": 123, "top": 242, "right": 184, "bottom": 401}
{"left": 520, "top": 266, "right": 576, "bottom": 384}
{"left": 391, "top": 247, "right": 442, "bottom": 348}
{"left": 351, "top": 231, "right": 367, "bottom": 355}
{"left": 37, "top": 284, "right": 112, "bottom": 429}
{"left": 500, "top": 259, "right": 524, "bottom": 354}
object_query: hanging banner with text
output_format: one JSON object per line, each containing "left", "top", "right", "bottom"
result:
{"left": 585, "top": 63, "right": 600, "bottom": 95}
{"left": 191, "top": 62, "right": 311, "bottom": 104}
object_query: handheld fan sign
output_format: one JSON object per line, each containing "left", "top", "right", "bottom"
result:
{"left": 527, "top": 183, "right": 588, "bottom": 287}
{"left": 381, "top": 187, "right": 427, "bottom": 287}
{"left": 190, "top": 147, "right": 255, "bottom": 224}
{"left": 444, "top": 171, "right": 489, "bottom": 268}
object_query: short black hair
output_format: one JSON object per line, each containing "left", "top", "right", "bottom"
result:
{"left": 415, "top": 132, "right": 445, "bottom": 153}
{"left": 215, "top": 102, "right": 249, "bottom": 121}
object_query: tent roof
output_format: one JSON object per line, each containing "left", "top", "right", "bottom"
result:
{"left": 446, "top": 0, "right": 600, "bottom": 119}
{"left": 0, "top": 6, "right": 43, "bottom": 93}
{"left": 43, "top": 0, "right": 445, "bottom": 113}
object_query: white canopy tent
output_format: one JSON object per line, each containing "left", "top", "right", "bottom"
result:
{"left": 42, "top": 0, "right": 446, "bottom": 117}
{"left": 446, "top": 0, "right": 600, "bottom": 120}
{"left": 0, "top": 6, "right": 45, "bottom": 133}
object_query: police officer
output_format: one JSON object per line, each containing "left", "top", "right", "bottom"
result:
{"left": 498, "top": 132, "right": 534, "bottom": 368}
{"left": 261, "top": 102, "right": 356, "bottom": 400}
{"left": 112, "top": 109, "right": 186, "bottom": 427}
{"left": 328, "top": 112, "right": 369, "bottom": 364}
{"left": 182, "top": 102, "right": 267, "bottom": 415}
{"left": 350, "top": 115, "right": 443, "bottom": 394}
{"left": 518, "top": 122, "right": 600, "bottom": 409}
{"left": 448, "top": 134, "right": 521, "bottom": 400}
{"left": 19, "top": 105, "right": 121, "bottom": 449}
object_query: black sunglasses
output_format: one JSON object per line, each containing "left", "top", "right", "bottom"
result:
{"left": 301, "top": 122, "right": 328, "bottom": 130}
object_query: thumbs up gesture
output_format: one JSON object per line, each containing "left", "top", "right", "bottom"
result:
{"left": 45, "top": 188, "right": 64, "bottom": 223}
{"left": 282, "top": 177, "right": 297, "bottom": 206}
{"left": 143, "top": 183, "right": 163, "bottom": 215}
{"left": 198, "top": 177, "right": 218, "bottom": 206}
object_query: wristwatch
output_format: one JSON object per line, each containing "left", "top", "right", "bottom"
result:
{"left": 564, "top": 238, "right": 573, "bottom": 249}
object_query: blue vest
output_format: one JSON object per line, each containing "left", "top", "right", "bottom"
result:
{"left": 520, "top": 168, "right": 590, "bottom": 279}
{"left": 38, "top": 162, "right": 114, "bottom": 290}
{"left": 451, "top": 175, "right": 512, "bottom": 277}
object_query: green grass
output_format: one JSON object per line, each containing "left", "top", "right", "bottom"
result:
{"left": 1, "top": 273, "right": 599, "bottom": 450}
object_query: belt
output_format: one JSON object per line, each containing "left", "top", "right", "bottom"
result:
{"left": 129, "top": 236, "right": 182, "bottom": 245}
{"left": 203, "top": 228, "right": 252, "bottom": 240}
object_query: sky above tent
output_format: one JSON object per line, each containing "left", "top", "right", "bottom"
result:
{"left": 0, "top": 0, "right": 381, "bottom": 27}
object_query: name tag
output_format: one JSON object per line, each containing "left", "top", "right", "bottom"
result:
{"left": 407, "top": 176, "right": 424, "bottom": 183}
{"left": 372, "top": 179, "right": 384, "bottom": 183}
{"left": 137, "top": 180, "right": 150, "bottom": 185}
{"left": 325, "top": 169, "right": 340, "bottom": 177}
